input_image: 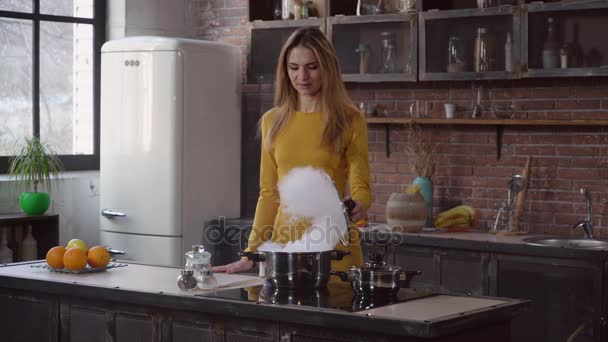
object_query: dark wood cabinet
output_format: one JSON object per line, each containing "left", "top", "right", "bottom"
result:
{"left": 249, "top": 19, "right": 326, "bottom": 84}
{"left": 0, "top": 213, "right": 59, "bottom": 262}
{"left": 391, "top": 245, "right": 489, "bottom": 295}
{"left": 523, "top": 1, "right": 608, "bottom": 78}
{"left": 247, "top": 0, "right": 608, "bottom": 83}
{"left": 0, "top": 289, "right": 59, "bottom": 342}
{"left": 391, "top": 242, "right": 607, "bottom": 341}
{"left": 491, "top": 254, "right": 604, "bottom": 342}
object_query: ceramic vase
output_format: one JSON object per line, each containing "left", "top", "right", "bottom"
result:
{"left": 412, "top": 176, "right": 433, "bottom": 227}
{"left": 385, "top": 192, "right": 427, "bottom": 233}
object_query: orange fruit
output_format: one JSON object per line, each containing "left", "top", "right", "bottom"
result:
{"left": 87, "top": 246, "right": 110, "bottom": 268}
{"left": 46, "top": 246, "right": 66, "bottom": 269}
{"left": 63, "top": 248, "right": 87, "bottom": 271}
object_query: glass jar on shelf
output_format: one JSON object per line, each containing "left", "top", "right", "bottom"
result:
{"left": 447, "top": 36, "right": 466, "bottom": 72}
{"left": 356, "top": 42, "right": 370, "bottom": 74}
{"left": 379, "top": 31, "right": 399, "bottom": 73}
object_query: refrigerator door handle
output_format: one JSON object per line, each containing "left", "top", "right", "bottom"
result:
{"left": 101, "top": 208, "right": 127, "bottom": 218}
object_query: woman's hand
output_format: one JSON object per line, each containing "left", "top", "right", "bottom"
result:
{"left": 347, "top": 198, "right": 367, "bottom": 222}
{"left": 211, "top": 259, "right": 255, "bottom": 274}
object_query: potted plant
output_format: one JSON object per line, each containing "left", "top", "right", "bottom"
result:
{"left": 8, "top": 137, "right": 64, "bottom": 215}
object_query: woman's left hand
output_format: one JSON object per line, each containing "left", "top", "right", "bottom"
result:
{"left": 348, "top": 199, "right": 367, "bottom": 222}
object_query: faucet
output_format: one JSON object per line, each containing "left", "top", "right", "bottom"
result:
{"left": 572, "top": 188, "right": 593, "bottom": 239}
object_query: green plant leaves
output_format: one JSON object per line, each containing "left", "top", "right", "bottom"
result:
{"left": 8, "top": 137, "right": 64, "bottom": 193}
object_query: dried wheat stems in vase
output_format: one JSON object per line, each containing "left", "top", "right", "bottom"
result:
{"left": 404, "top": 124, "right": 439, "bottom": 178}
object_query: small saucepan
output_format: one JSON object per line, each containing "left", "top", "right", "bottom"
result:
{"left": 331, "top": 253, "right": 421, "bottom": 296}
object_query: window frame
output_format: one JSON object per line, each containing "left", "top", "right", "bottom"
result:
{"left": 0, "top": 0, "right": 106, "bottom": 172}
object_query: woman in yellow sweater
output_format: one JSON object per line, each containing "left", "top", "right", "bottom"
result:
{"left": 213, "top": 27, "right": 371, "bottom": 273}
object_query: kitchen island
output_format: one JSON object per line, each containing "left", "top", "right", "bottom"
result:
{"left": 0, "top": 260, "right": 527, "bottom": 342}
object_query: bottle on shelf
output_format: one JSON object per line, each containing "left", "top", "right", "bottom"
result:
{"left": 21, "top": 224, "right": 38, "bottom": 261}
{"left": 282, "top": 0, "right": 294, "bottom": 19}
{"left": 273, "top": 0, "right": 283, "bottom": 19}
{"left": 474, "top": 27, "right": 496, "bottom": 72}
{"left": 560, "top": 46, "right": 569, "bottom": 69}
{"left": 542, "top": 17, "right": 559, "bottom": 69}
{"left": 505, "top": 32, "right": 514, "bottom": 72}
{"left": 0, "top": 228, "right": 13, "bottom": 264}
{"left": 568, "top": 23, "right": 583, "bottom": 68}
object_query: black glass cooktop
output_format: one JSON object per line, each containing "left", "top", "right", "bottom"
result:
{"left": 198, "top": 280, "right": 436, "bottom": 312}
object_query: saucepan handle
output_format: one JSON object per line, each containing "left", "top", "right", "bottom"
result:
{"left": 330, "top": 250, "right": 351, "bottom": 261}
{"left": 330, "top": 271, "right": 350, "bottom": 282}
{"left": 238, "top": 251, "right": 266, "bottom": 263}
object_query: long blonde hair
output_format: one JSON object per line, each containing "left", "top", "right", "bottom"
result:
{"left": 263, "top": 27, "right": 356, "bottom": 151}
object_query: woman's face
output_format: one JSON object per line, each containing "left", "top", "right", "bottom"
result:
{"left": 287, "top": 46, "right": 322, "bottom": 98}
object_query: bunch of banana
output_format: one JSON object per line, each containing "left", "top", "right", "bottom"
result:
{"left": 434, "top": 205, "right": 477, "bottom": 231}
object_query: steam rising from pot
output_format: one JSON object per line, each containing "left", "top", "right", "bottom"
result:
{"left": 258, "top": 167, "right": 348, "bottom": 253}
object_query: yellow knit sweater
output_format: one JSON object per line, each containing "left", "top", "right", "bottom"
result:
{"left": 245, "top": 109, "right": 372, "bottom": 271}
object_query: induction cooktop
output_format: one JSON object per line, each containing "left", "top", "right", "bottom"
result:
{"left": 198, "top": 280, "right": 436, "bottom": 312}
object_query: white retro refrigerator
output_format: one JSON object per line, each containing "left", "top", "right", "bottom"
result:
{"left": 99, "top": 37, "right": 241, "bottom": 267}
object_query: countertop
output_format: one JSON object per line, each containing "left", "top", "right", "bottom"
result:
{"left": 218, "top": 218, "right": 608, "bottom": 261}
{"left": 0, "top": 260, "right": 528, "bottom": 338}
{"left": 359, "top": 224, "right": 608, "bottom": 260}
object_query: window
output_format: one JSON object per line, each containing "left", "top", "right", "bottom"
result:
{"left": 0, "top": 0, "right": 105, "bottom": 172}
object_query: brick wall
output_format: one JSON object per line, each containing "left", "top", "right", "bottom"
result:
{"left": 206, "top": 1, "right": 608, "bottom": 236}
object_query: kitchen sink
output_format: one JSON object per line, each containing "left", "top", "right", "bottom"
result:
{"left": 523, "top": 236, "right": 608, "bottom": 249}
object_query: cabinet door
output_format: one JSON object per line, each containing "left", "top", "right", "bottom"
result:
{"left": 0, "top": 289, "right": 59, "bottom": 342}
{"left": 437, "top": 249, "right": 489, "bottom": 296}
{"left": 65, "top": 306, "right": 110, "bottom": 342}
{"left": 493, "top": 254, "right": 603, "bottom": 342}
{"left": 279, "top": 323, "right": 399, "bottom": 342}
{"left": 224, "top": 319, "right": 280, "bottom": 342}
{"left": 391, "top": 245, "right": 437, "bottom": 290}
{"left": 171, "top": 320, "right": 217, "bottom": 342}
{"left": 116, "top": 313, "right": 154, "bottom": 342}
{"left": 392, "top": 245, "right": 489, "bottom": 295}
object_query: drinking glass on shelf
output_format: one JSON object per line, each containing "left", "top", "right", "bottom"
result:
{"left": 398, "top": 0, "right": 416, "bottom": 12}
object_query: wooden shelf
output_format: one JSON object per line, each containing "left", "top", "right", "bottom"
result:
{"left": 343, "top": 73, "right": 416, "bottom": 82}
{"left": 420, "top": 71, "right": 520, "bottom": 81}
{"left": 251, "top": 17, "right": 325, "bottom": 29}
{"left": 420, "top": 5, "right": 517, "bottom": 19}
{"left": 327, "top": 13, "right": 414, "bottom": 24}
{"left": 525, "top": 0, "right": 608, "bottom": 13}
{"left": 524, "top": 67, "right": 608, "bottom": 78}
{"left": 366, "top": 117, "right": 608, "bottom": 126}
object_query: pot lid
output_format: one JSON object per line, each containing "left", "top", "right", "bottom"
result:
{"left": 355, "top": 253, "right": 401, "bottom": 273}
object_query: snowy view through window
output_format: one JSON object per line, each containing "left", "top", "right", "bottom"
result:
{"left": 0, "top": 0, "right": 94, "bottom": 156}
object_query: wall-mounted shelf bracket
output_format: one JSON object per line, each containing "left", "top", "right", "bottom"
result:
{"left": 496, "top": 125, "right": 503, "bottom": 161}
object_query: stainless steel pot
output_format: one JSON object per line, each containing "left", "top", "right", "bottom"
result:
{"left": 259, "top": 282, "right": 330, "bottom": 307}
{"left": 331, "top": 254, "right": 421, "bottom": 296}
{"left": 239, "top": 250, "right": 351, "bottom": 289}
